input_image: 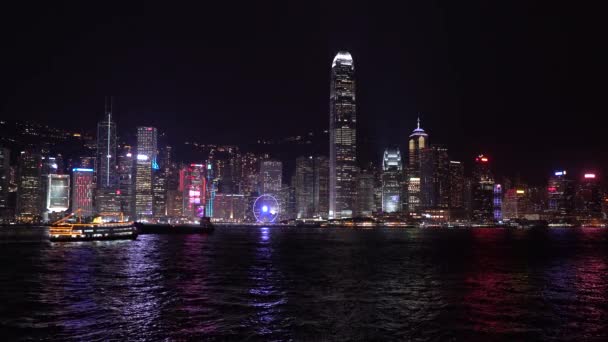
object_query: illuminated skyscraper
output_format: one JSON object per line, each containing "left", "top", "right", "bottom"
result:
{"left": 472, "top": 154, "right": 495, "bottom": 222}
{"left": 547, "top": 170, "right": 575, "bottom": 220}
{"left": 420, "top": 145, "right": 449, "bottom": 209}
{"left": 295, "top": 156, "right": 314, "bottom": 219}
{"left": 95, "top": 98, "right": 120, "bottom": 216}
{"left": 135, "top": 126, "right": 157, "bottom": 219}
{"left": 355, "top": 170, "right": 375, "bottom": 217}
{"left": 576, "top": 173, "right": 602, "bottom": 220}
{"left": 45, "top": 174, "right": 69, "bottom": 213}
{"left": 117, "top": 149, "right": 135, "bottom": 218}
{"left": 381, "top": 149, "right": 403, "bottom": 213}
{"left": 329, "top": 51, "right": 356, "bottom": 219}
{"left": 16, "top": 151, "right": 42, "bottom": 222}
{"left": 0, "top": 148, "right": 9, "bottom": 217}
{"left": 95, "top": 98, "right": 117, "bottom": 189}
{"left": 182, "top": 164, "right": 206, "bottom": 219}
{"left": 448, "top": 161, "right": 465, "bottom": 218}
{"left": 406, "top": 117, "right": 428, "bottom": 214}
{"left": 313, "top": 156, "right": 329, "bottom": 218}
{"left": 71, "top": 168, "right": 95, "bottom": 217}
{"left": 259, "top": 160, "right": 282, "bottom": 195}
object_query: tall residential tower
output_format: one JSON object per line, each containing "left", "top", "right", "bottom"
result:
{"left": 329, "top": 51, "right": 357, "bottom": 219}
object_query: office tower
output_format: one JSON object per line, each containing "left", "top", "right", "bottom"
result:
{"left": 240, "top": 152, "right": 260, "bottom": 196}
{"left": 152, "top": 167, "right": 167, "bottom": 219}
{"left": 279, "top": 183, "right": 296, "bottom": 221}
{"left": 329, "top": 51, "right": 357, "bottom": 219}
{"left": 576, "top": 173, "right": 602, "bottom": 220}
{"left": 95, "top": 98, "right": 117, "bottom": 189}
{"left": 259, "top": 160, "right": 282, "bottom": 195}
{"left": 213, "top": 193, "right": 246, "bottom": 222}
{"left": 471, "top": 154, "right": 495, "bottom": 222}
{"left": 313, "top": 156, "right": 329, "bottom": 218}
{"left": 381, "top": 149, "right": 403, "bottom": 213}
{"left": 502, "top": 187, "right": 530, "bottom": 220}
{"left": 355, "top": 170, "right": 375, "bottom": 217}
{"left": 117, "top": 149, "right": 135, "bottom": 219}
{"left": 406, "top": 117, "right": 428, "bottom": 214}
{"left": 205, "top": 162, "right": 217, "bottom": 217}
{"left": 45, "top": 174, "right": 70, "bottom": 213}
{"left": 183, "top": 164, "right": 206, "bottom": 219}
{"left": 493, "top": 184, "right": 503, "bottom": 220}
{"left": 0, "top": 148, "right": 9, "bottom": 218}
{"left": 547, "top": 170, "right": 575, "bottom": 220}
{"left": 448, "top": 161, "right": 465, "bottom": 218}
{"left": 420, "top": 145, "right": 449, "bottom": 209}
{"left": 135, "top": 126, "right": 157, "bottom": 219}
{"left": 166, "top": 189, "right": 184, "bottom": 218}
{"left": 16, "top": 151, "right": 42, "bottom": 222}
{"left": 71, "top": 168, "right": 95, "bottom": 217}
{"left": 295, "top": 156, "right": 314, "bottom": 219}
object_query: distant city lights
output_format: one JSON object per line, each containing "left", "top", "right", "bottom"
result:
{"left": 584, "top": 173, "right": 596, "bottom": 179}
{"left": 554, "top": 170, "right": 566, "bottom": 176}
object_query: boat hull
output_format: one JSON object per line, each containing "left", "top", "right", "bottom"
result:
{"left": 136, "top": 223, "right": 215, "bottom": 235}
{"left": 49, "top": 224, "right": 137, "bottom": 242}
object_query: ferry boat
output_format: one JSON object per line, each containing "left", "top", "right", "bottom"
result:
{"left": 49, "top": 212, "right": 137, "bottom": 242}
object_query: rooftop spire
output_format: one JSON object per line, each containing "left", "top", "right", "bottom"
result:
{"left": 105, "top": 96, "right": 113, "bottom": 122}
{"left": 417, "top": 114, "right": 420, "bottom": 129}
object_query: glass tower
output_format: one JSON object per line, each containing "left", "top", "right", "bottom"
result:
{"left": 381, "top": 149, "right": 403, "bottom": 213}
{"left": 329, "top": 51, "right": 356, "bottom": 219}
{"left": 95, "top": 98, "right": 117, "bottom": 189}
{"left": 135, "top": 126, "right": 157, "bottom": 219}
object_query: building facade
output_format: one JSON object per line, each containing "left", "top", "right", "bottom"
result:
{"left": 135, "top": 126, "right": 157, "bottom": 219}
{"left": 471, "top": 154, "right": 495, "bottom": 222}
{"left": 381, "top": 149, "right": 403, "bottom": 213}
{"left": 406, "top": 118, "right": 428, "bottom": 214}
{"left": 16, "top": 151, "right": 42, "bottom": 222}
{"left": 329, "top": 51, "right": 357, "bottom": 219}
{"left": 71, "top": 168, "right": 95, "bottom": 217}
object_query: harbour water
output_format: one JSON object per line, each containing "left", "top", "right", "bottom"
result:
{"left": 1, "top": 227, "right": 607, "bottom": 340}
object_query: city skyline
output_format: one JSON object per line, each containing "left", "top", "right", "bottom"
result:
{"left": 0, "top": 2, "right": 604, "bottom": 183}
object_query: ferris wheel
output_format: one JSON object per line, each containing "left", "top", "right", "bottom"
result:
{"left": 253, "top": 194, "right": 280, "bottom": 223}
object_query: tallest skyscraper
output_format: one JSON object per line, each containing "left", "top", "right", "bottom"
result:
{"left": 329, "top": 51, "right": 357, "bottom": 219}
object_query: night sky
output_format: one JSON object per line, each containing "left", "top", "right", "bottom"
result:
{"left": 0, "top": 1, "right": 604, "bottom": 183}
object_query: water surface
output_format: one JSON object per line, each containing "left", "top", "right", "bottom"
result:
{"left": 1, "top": 227, "right": 607, "bottom": 340}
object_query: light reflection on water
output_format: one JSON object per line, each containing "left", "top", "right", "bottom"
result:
{"left": 0, "top": 227, "right": 607, "bottom": 340}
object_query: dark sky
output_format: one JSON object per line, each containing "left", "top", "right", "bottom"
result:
{"left": 0, "top": 1, "right": 605, "bottom": 183}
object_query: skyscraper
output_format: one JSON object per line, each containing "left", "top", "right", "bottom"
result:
{"left": 135, "top": 126, "right": 157, "bottom": 219}
{"left": 547, "top": 170, "right": 575, "bottom": 220}
{"left": 381, "top": 149, "right": 403, "bottom": 213}
{"left": 355, "top": 170, "right": 375, "bottom": 217}
{"left": 329, "top": 51, "right": 357, "bottom": 219}
{"left": 448, "top": 161, "right": 465, "bottom": 218}
{"left": 95, "top": 98, "right": 117, "bottom": 189}
{"left": 406, "top": 117, "right": 428, "bottom": 214}
{"left": 45, "top": 174, "right": 70, "bottom": 213}
{"left": 312, "top": 156, "right": 329, "bottom": 218}
{"left": 0, "top": 148, "right": 10, "bottom": 218}
{"left": 576, "top": 173, "right": 602, "bottom": 220}
{"left": 259, "top": 160, "right": 282, "bottom": 195}
{"left": 95, "top": 98, "right": 120, "bottom": 216}
{"left": 420, "top": 144, "right": 449, "bottom": 209}
{"left": 472, "top": 154, "right": 495, "bottom": 223}
{"left": 182, "top": 164, "right": 206, "bottom": 219}
{"left": 16, "top": 151, "right": 42, "bottom": 222}
{"left": 71, "top": 168, "right": 95, "bottom": 217}
{"left": 295, "top": 156, "right": 314, "bottom": 219}
{"left": 117, "top": 149, "right": 135, "bottom": 219}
